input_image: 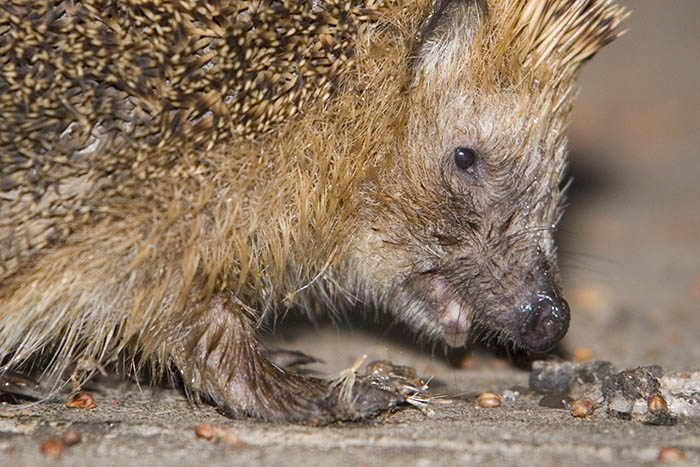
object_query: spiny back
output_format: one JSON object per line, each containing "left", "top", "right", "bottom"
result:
{"left": 0, "top": 0, "right": 381, "bottom": 279}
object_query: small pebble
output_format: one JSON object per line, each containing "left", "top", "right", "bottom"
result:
{"left": 66, "top": 392, "right": 96, "bottom": 410}
{"left": 648, "top": 395, "right": 669, "bottom": 413}
{"left": 476, "top": 392, "right": 501, "bottom": 408}
{"left": 40, "top": 439, "right": 65, "bottom": 459}
{"left": 658, "top": 447, "right": 685, "bottom": 462}
{"left": 569, "top": 399, "right": 594, "bottom": 418}
{"left": 501, "top": 389, "right": 520, "bottom": 402}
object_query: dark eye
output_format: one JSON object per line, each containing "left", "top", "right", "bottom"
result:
{"left": 453, "top": 147, "right": 477, "bottom": 173}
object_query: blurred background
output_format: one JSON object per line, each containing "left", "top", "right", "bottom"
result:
{"left": 563, "top": 0, "right": 700, "bottom": 369}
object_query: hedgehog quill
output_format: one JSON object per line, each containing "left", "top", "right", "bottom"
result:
{"left": 0, "top": 0, "right": 627, "bottom": 423}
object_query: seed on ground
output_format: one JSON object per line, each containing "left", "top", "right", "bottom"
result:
{"left": 195, "top": 424, "right": 215, "bottom": 440}
{"left": 476, "top": 392, "right": 501, "bottom": 408}
{"left": 195, "top": 424, "right": 245, "bottom": 448}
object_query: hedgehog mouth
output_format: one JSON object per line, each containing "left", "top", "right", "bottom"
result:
{"left": 421, "top": 268, "right": 569, "bottom": 351}
{"left": 432, "top": 278, "right": 472, "bottom": 347}
{"left": 439, "top": 300, "right": 472, "bottom": 347}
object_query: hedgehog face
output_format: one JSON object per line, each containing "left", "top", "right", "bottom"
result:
{"left": 394, "top": 89, "right": 570, "bottom": 352}
{"left": 355, "top": 87, "right": 570, "bottom": 352}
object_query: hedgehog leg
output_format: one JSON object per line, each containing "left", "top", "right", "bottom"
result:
{"left": 170, "top": 294, "right": 402, "bottom": 424}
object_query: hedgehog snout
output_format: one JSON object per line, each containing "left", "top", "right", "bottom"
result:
{"left": 518, "top": 291, "right": 570, "bottom": 352}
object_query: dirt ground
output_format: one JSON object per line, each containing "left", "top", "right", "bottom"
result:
{"left": 1, "top": 1, "right": 699, "bottom": 466}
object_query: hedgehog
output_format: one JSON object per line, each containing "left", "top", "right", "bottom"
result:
{"left": 0, "top": 0, "right": 628, "bottom": 423}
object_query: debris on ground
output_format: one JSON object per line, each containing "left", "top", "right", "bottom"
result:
{"left": 66, "top": 392, "right": 97, "bottom": 410}
{"left": 530, "top": 361, "right": 700, "bottom": 424}
{"left": 529, "top": 359, "right": 615, "bottom": 402}
{"left": 569, "top": 399, "right": 595, "bottom": 418}
{"left": 325, "top": 357, "right": 433, "bottom": 421}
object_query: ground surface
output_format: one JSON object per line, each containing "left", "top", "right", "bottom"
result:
{"left": 2, "top": 1, "right": 699, "bottom": 466}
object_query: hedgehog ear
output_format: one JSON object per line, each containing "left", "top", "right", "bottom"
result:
{"left": 416, "top": 0, "right": 486, "bottom": 42}
{"left": 413, "top": 0, "right": 486, "bottom": 64}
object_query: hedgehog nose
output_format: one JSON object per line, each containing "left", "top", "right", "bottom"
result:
{"left": 519, "top": 292, "right": 570, "bottom": 352}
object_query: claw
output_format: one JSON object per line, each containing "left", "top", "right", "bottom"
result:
{"left": 264, "top": 347, "right": 323, "bottom": 369}
{"left": 0, "top": 371, "right": 43, "bottom": 401}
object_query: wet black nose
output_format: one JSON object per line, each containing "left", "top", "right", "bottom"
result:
{"left": 519, "top": 292, "right": 570, "bottom": 352}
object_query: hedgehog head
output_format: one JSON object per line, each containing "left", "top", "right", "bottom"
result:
{"left": 350, "top": 0, "right": 628, "bottom": 351}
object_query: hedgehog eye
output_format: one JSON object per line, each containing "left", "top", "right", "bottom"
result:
{"left": 453, "top": 147, "right": 477, "bottom": 174}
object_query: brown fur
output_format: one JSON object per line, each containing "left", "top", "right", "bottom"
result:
{"left": 0, "top": 0, "right": 627, "bottom": 422}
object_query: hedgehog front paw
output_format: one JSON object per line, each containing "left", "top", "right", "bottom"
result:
{"left": 169, "top": 294, "right": 408, "bottom": 424}
{"left": 215, "top": 367, "right": 407, "bottom": 425}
